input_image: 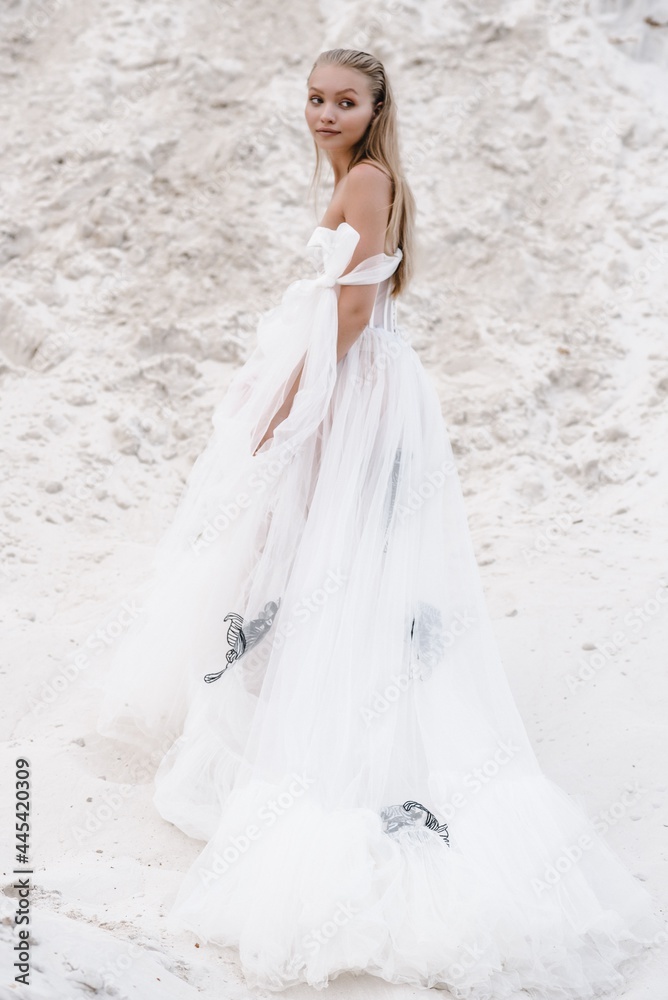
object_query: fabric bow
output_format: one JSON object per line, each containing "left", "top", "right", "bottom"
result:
{"left": 311, "top": 223, "right": 360, "bottom": 288}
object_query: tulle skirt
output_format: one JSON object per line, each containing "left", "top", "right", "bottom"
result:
{"left": 93, "top": 224, "right": 664, "bottom": 998}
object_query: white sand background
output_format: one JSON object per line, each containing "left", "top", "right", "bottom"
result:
{"left": 1, "top": 0, "right": 667, "bottom": 997}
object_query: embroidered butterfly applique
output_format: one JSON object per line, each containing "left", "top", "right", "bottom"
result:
{"left": 409, "top": 601, "right": 447, "bottom": 679}
{"left": 203, "top": 598, "right": 281, "bottom": 683}
{"left": 380, "top": 799, "right": 450, "bottom": 846}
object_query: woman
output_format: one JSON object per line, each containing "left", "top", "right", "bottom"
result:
{"left": 95, "top": 48, "right": 663, "bottom": 997}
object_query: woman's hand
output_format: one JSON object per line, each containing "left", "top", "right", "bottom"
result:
{"left": 253, "top": 363, "right": 304, "bottom": 454}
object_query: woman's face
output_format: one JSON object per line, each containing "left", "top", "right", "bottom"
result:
{"left": 305, "top": 64, "right": 377, "bottom": 155}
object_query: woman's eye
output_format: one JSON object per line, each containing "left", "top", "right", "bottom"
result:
{"left": 308, "top": 96, "right": 355, "bottom": 108}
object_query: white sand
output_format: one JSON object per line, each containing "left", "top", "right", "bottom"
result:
{"left": 1, "top": 0, "right": 667, "bottom": 996}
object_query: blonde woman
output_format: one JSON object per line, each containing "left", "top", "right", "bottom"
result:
{"left": 96, "top": 49, "right": 663, "bottom": 997}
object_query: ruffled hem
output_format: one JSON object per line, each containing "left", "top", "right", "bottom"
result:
{"left": 161, "top": 773, "right": 665, "bottom": 998}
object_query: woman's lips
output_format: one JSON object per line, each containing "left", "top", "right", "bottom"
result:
{"left": 317, "top": 129, "right": 340, "bottom": 135}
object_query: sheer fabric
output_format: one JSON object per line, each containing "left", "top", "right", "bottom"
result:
{"left": 93, "top": 222, "right": 664, "bottom": 998}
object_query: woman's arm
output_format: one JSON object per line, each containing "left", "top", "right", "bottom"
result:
{"left": 253, "top": 362, "right": 304, "bottom": 455}
{"left": 253, "top": 163, "right": 391, "bottom": 454}
{"left": 335, "top": 163, "right": 393, "bottom": 362}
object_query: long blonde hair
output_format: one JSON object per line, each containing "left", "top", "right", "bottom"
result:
{"left": 306, "top": 48, "right": 415, "bottom": 298}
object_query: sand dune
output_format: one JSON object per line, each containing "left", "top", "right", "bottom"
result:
{"left": 1, "top": 0, "right": 667, "bottom": 996}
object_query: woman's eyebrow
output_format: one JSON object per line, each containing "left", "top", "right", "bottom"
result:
{"left": 308, "top": 87, "right": 359, "bottom": 95}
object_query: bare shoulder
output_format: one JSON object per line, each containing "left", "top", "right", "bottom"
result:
{"left": 342, "top": 161, "right": 393, "bottom": 252}
{"left": 345, "top": 160, "right": 393, "bottom": 199}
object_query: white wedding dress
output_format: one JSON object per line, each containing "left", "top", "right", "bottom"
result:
{"left": 94, "top": 221, "right": 663, "bottom": 998}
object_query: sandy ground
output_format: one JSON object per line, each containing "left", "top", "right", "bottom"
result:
{"left": 1, "top": 0, "right": 667, "bottom": 996}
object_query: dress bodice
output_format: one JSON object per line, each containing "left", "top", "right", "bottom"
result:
{"left": 369, "top": 276, "right": 398, "bottom": 335}
{"left": 305, "top": 223, "right": 402, "bottom": 335}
